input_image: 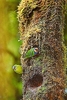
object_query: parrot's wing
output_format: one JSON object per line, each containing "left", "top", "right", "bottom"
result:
{"left": 25, "top": 48, "right": 35, "bottom": 58}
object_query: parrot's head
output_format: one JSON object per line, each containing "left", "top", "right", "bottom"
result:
{"left": 34, "top": 48, "right": 39, "bottom": 54}
{"left": 13, "top": 65, "right": 16, "bottom": 72}
{"left": 12, "top": 64, "right": 22, "bottom": 74}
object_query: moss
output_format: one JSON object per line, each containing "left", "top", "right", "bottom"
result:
{"left": 39, "top": 86, "right": 47, "bottom": 93}
{"left": 18, "top": 0, "right": 65, "bottom": 100}
{"left": 42, "top": 67, "right": 46, "bottom": 74}
{"left": 62, "top": 43, "right": 67, "bottom": 68}
{"left": 18, "top": 0, "right": 38, "bottom": 24}
{"left": 22, "top": 2, "right": 38, "bottom": 18}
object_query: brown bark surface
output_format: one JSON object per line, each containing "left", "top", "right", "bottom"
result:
{"left": 18, "top": 0, "right": 66, "bottom": 100}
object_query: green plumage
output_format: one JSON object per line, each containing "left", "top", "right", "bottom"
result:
{"left": 25, "top": 48, "right": 35, "bottom": 59}
{"left": 13, "top": 64, "right": 22, "bottom": 74}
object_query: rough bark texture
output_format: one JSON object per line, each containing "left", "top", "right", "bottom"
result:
{"left": 18, "top": 0, "right": 66, "bottom": 100}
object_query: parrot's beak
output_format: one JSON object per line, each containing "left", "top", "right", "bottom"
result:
{"left": 12, "top": 65, "right": 16, "bottom": 70}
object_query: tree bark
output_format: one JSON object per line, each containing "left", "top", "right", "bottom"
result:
{"left": 18, "top": 0, "right": 66, "bottom": 100}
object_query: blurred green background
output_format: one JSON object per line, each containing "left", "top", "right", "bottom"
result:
{"left": 0, "top": 0, "right": 67, "bottom": 100}
{"left": 0, "top": 0, "right": 22, "bottom": 100}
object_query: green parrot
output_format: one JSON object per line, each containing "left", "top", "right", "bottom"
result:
{"left": 13, "top": 64, "right": 22, "bottom": 74}
{"left": 24, "top": 47, "right": 39, "bottom": 59}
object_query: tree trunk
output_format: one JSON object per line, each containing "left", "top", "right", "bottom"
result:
{"left": 18, "top": 0, "right": 66, "bottom": 100}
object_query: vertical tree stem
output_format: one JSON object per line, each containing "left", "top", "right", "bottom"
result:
{"left": 18, "top": 0, "right": 66, "bottom": 100}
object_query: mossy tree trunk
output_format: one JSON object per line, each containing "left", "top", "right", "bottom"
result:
{"left": 18, "top": 0, "right": 66, "bottom": 100}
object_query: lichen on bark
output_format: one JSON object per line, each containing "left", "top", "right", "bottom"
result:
{"left": 18, "top": 0, "right": 66, "bottom": 100}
